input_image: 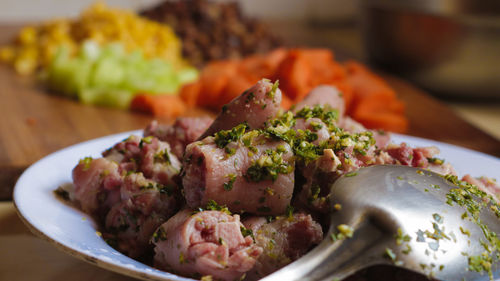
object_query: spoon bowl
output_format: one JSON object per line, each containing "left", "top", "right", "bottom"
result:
{"left": 262, "top": 165, "right": 500, "bottom": 281}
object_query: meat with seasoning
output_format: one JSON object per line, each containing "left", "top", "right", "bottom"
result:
{"left": 243, "top": 213, "right": 323, "bottom": 280}
{"left": 199, "top": 79, "right": 282, "bottom": 139}
{"left": 182, "top": 129, "right": 295, "bottom": 215}
{"left": 293, "top": 85, "right": 345, "bottom": 120}
{"left": 144, "top": 117, "right": 213, "bottom": 159}
{"left": 105, "top": 173, "right": 180, "bottom": 258}
{"left": 72, "top": 157, "right": 122, "bottom": 220}
{"left": 153, "top": 209, "right": 262, "bottom": 281}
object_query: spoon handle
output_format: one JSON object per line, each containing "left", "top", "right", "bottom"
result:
{"left": 262, "top": 219, "right": 389, "bottom": 281}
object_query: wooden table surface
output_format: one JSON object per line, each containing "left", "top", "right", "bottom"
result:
{"left": 0, "top": 22, "right": 499, "bottom": 281}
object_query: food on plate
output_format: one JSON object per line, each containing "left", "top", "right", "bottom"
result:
{"left": 153, "top": 209, "right": 262, "bottom": 280}
{"left": 141, "top": 0, "right": 282, "bottom": 68}
{"left": 243, "top": 213, "right": 323, "bottom": 280}
{"left": 182, "top": 127, "right": 295, "bottom": 215}
{"left": 199, "top": 79, "right": 282, "bottom": 139}
{"left": 73, "top": 134, "right": 183, "bottom": 258}
{"left": 65, "top": 78, "right": 499, "bottom": 280}
{"left": 138, "top": 48, "right": 408, "bottom": 133}
{"left": 144, "top": 117, "right": 213, "bottom": 159}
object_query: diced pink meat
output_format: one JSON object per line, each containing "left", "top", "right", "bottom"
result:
{"left": 139, "top": 137, "right": 181, "bottom": 186}
{"left": 243, "top": 213, "right": 323, "bottom": 280}
{"left": 153, "top": 209, "right": 262, "bottom": 281}
{"left": 293, "top": 85, "right": 345, "bottom": 121}
{"left": 144, "top": 117, "right": 213, "bottom": 159}
{"left": 102, "top": 135, "right": 142, "bottom": 164}
{"left": 297, "top": 142, "right": 450, "bottom": 213}
{"left": 199, "top": 79, "right": 282, "bottom": 139}
{"left": 385, "top": 143, "right": 440, "bottom": 168}
{"left": 72, "top": 157, "right": 122, "bottom": 219}
{"left": 104, "top": 173, "right": 180, "bottom": 258}
{"left": 103, "top": 134, "right": 182, "bottom": 185}
{"left": 182, "top": 134, "right": 295, "bottom": 215}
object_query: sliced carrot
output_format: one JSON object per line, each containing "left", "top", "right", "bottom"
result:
{"left": 198, "top": 60, "right": 238, "bottom": 107}
{"left": 274, "top": 50, "right": 312, "bottom": 101}
{"left": 354, "top": 96, "right": 406, "bottom": 116}
{"left": 299, "top": 48, "right": 346, "bottom": 85}
{"left": 168, "top": 48, "right": 410, "bottom": 133}
{"left": 344, "top": 60, "right": 396, "bottom": 108}
{"left": 239, "top": 49, "right": 287, "bottom": 82}
{"left": 353, "top": 111, "right": 409, "bottom": 133}
{"left": 281, "top": 94, "right": 293, "bottom": 110}
{"left": 131, "top": 94, "right": 187, "bottom": 118}
{"left": 179, "top": 81, "right": 201, "bottom": 108}
{"left": 219, "top": 74, "right": 254, "bottom": 106}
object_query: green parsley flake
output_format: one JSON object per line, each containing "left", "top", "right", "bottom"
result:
{"left": 245, "top": 148, "right": 292, "bottom": 182}
{"left": 266, "top": 80, "right": 280, "bottom": 100}
{"left": 223, "top": 174, "right": 237, "bottom": 191}
{"left": 384, "top": 248, "right": 397, "bottom": 262}
{"left": 345, "top": 172, "right": 358, "bottom": 177}
{"left": 214, "top": 123, "right": 247, "bottom": 149}
{"left": 79, "top": 156, "right": 93, "bottom": 171}
{"left": 240, "top": 226, "right": 254, "bottom": 239}
{"left": 139, "top": 136, "right": 153, "bottom": 148}
{"left": 203, "top": 200, "right": 231, "bottom": 215}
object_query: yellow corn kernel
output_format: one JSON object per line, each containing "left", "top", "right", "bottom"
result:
{"left": 14, "top": 56, "right": 37, "bottom": 75}
{"left": 1, "top": 2, "right": 188, "bottom": 75}
{"left": 17, "top": 26, "right": 37, "bottom": 45}
{"left": 0, "top": 46, "right": 15, "bottom": 62}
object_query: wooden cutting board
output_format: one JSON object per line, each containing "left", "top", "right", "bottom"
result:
{"left": 0, "top": 24, "right": 499, "bottom": 200}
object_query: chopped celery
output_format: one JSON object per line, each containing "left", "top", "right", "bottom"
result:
{"left": 43, "top": 41, "right": 198, "bottom": 108}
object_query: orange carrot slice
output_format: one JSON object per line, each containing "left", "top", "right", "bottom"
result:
{"left": 131, "top": 94, "right": 187, "bottom": 118}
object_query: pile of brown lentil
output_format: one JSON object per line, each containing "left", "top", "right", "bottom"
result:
{"left": 141, "top": 0, "right": 282, "bottom": 68}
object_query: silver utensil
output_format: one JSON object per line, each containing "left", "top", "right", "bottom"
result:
{"left": 262, "top": 165, "right": 500, "bottom": 281}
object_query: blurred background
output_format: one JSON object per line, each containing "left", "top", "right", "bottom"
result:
{"left": 0, "top": 0, "right": 498, "bottom": 140}
{"left": 0, "top": 0, "right": 356, "bottom": 22}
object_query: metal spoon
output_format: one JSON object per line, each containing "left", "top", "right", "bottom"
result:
{"left": 262, "top": 165, "right": 500, "bottom": 281}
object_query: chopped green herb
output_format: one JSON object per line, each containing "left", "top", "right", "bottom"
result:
{"left": 203, "top": 200, "right": 231, "bottom": 215}
{"left": 139, "top": 136, "right": 153, "bottom": 148}
{"left": 384, "top": 248, "right": 397, "bottom": 262}
{"left": 345, "top": 172, "right": 358, "bottom": 177}
{"left": 266, "top": 80, "right": 279, "bottom": 100}
{"left": 79, "top": 156, "right": 93, "bottom": 171}
{"left": 240, "top": 226, "right": 254, "bottom": 239}
{"left": 152, "top": 227, "right": 167, "bottom": 242}
{"left": 428, "top": 157, "right": 444, "bottom": 165}
{"left": 223, "top": 174, "right": 237, "bottom": 191}
{"left": 214, "top": 123, "right": 247, "bottom": 148}
{"left": 286, "top": 205, "right": 294, "bottom": 219}
{"left": 154, "top": 149, "right": 171, "bottom": 164}
{"left": 257, "top": 206, "right": 271, "bottom": 213}
{"left": 245, "top": 148, "right": 293, "bottom": 182}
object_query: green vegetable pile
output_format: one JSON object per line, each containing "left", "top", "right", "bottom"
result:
{"left": 43, "top": 41, "right": 198, "bottom": 108}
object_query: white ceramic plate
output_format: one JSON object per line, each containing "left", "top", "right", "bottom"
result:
{"left": 13, "top": 131, "right": 500, "bottom": 281}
